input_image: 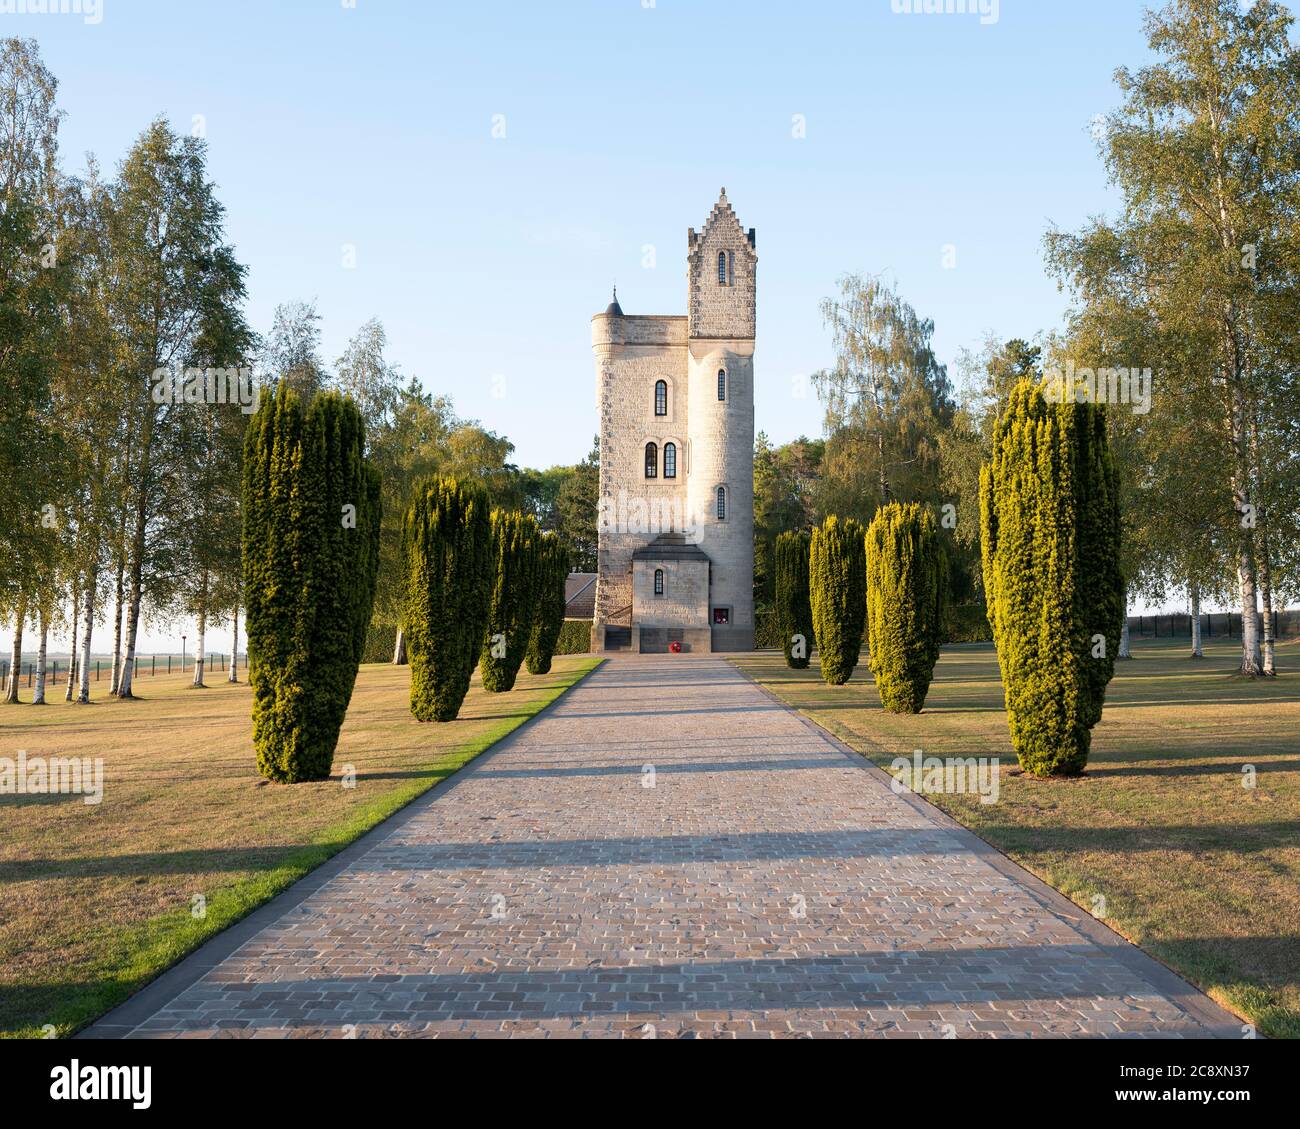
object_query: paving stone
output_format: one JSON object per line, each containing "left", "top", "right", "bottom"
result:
{"left": 105, "top": 657, "right": 1237, "bottom": 1039}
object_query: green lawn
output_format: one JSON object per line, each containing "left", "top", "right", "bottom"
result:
{"left": 0, "top": 656, "right": 601, "bottom": 1039}
{"left": 733, "top": 638, "right": 1300, "bottom": 1038}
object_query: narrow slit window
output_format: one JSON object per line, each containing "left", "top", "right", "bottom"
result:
{"left": 654, "top": 569, "right": 664, "bottom": 596}
{"left": 717, "top": 370, "right": 726, "bottom": 401}
{"left": 663, "top": 442, "right": 677, "bottom": 479}
{"left": 654, "top": 380, "right": 667, "bottom": 416}
{"left": 645, "top": 442, "right": 658, "bottom": 479}
{"left": 718, "top": 250, "right": 727, "bottom": 285}
{"left": 716, "top": 486, "right": 727, "bottom": 520}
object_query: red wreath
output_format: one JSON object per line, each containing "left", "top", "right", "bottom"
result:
{"left": 669, "top": 641, "right": 682, "bottom": 654}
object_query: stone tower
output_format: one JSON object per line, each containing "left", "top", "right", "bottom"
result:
{"left": 590, "top": 190, "right": 756, "bottom": 654}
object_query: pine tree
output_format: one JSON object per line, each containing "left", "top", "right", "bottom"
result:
{"left": 980, "top": 379, "right": 1122, "bottom": 776}
{"left": 481, "top": 510, "right": 542, "bottom": 693}
{"left": 243, "top": 385, "right": 381, "bottom": 782}
{"left": 525, "top": 534, "right": 570, "bottom": 676}
{"left": 809, "top": 515, "right": 867, "bottom": 686}
{"left": 865, "top": 502, "right": 948, "bottom": 713}
{"left": 774, "top": 531, "right": 814, "bottom": 669}
{"left": 402, "top": 476, "right": 492, "bottom": 722}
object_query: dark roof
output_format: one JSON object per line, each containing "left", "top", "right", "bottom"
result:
{"left": 631, "top": 532, "right": 711, "bottom": 563}
{"left": 564, "top": 573, "right": 597, "bottom": 619}
{"left": 603, "top": 286, "right": 623, "bottom": 316}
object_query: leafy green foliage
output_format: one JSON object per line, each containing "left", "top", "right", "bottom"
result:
{"left": 402, "top": 476, "right": 492, "bottom": 722}
{"left": 775, "top": 531, "right": 814, "bottom": 669}
{"left": 809, "top": 516, "right": 866, "bottom": 686}
{"left": 480, "top": 510, "right": 542, "bottom": 693}
{"left": 554, "top": 619, "right": 592, "bottom": 656}
{"left": 866, "top": 502, "right": 948, "bottom": 713}
{"left": 243, "top": 385, "right": 381, "bottom": 781}
{"left": 980, "top": 380, "right": 1122, "bottom": 776}
{"left": 526, "top": 535, "right": 571, "bottom": 676}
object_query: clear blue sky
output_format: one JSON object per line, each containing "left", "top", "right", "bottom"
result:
{"left": 21, "top": 0, "right": 1151, "bottom": 471}
{"left": 14, "top": 1, "right": 1211, "bottom": 652}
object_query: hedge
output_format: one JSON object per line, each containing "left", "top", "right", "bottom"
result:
{"left": 526, "top": 536, "right": 571, "bottom": 676}
{"left": 480, "top": 510, "right": 543, "bottom": 692}
{"left": 809, "top": 515, "right": 867, "bottom": 686}
{"left": 403, "top": 476, "right": 493, "bottom": 722}
{"left": 775, "top": 530, "right": 815, "bottom": 669}
{"left": 980, "top": 379, "right": 1122, "bottom": 776}
{"left": 243, "top": 386, "right": 381, "bottom": 782}
{"left": 865, "top": 502, "right": 948, "bottom": 714}
{"left": 555, "top": 619, "right": 593, "bottom": 655}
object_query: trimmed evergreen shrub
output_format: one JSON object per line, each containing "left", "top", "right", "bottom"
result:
{"left": 809, "top": 515, "right": 867, "bottom": 686}
{"left": 753, "top": 610, "right": 784, "bottom": 651}
{"left": 525, "top": 535, "right": 571, "bottom": 676}
{"left": 979, "top": 379, "right": 1123, "bottom": 777}
{"left": 775, "top": 530, "right": 815, "bottom": 669}
{"left": 402, "top": 476, "right": 493, "bottom": 722}
{"left": 243, "top": 385, "right": 382, "bottom": 782}
{"left": 555, "top": 619, "right": 592, "bottom": 655}
{"left": 945, "top": 603, "right": 994, "bottom": 644}
{"left": 865, "top": 502, "right": 948, "bottom": 713}
{"left": 481, "top": 509, "right": 542, "bottom": 693}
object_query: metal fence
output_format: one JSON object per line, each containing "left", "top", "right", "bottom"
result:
{"left": 2, "top": 653, "right": 245, "bottom": 691}
{"left": 1128, "top": 610, "right": 1298, "bottom": 641}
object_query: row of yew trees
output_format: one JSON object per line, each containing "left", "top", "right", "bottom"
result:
{"left": 775, "top": 379, "right": 1123, "bottom": 779}
{"left": 242, "top": 385, "right": 569, "bottom": 784}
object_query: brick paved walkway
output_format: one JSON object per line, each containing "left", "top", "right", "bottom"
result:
{"left": 87, "top": 657, "right": 1239, "bottom": 1039}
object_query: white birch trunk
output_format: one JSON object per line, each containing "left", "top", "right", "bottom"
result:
{"left": 109, "top": 549, "right": 125, "bottom": 694}
{"left": 32, "top": 614, "right": 48, "bottom": 704}
{"left": 1237, "top": 558, "right": 1262, "bottom": 676}
{"left": 393, "top": 627, "right": 406, "bottom": 665}
{"left": 64, "top": 588, "right": 79, "bottom": 702}
{"left": 1258, "top": 530, "right": 1277, "bottom": 677}
{"left": 1189, "top": 586, "right": 1203, "bottom": 659}
{"left": 228, "top": 603, "right": 239, "bottom": 683}
{"left": 6, "top": 602, "right": 26, "bottom": 703}
{"left": 192, "top": 607, "right": 206, "bottom": 688}
{"left": 77, "top": 567, "right": 97, "bottom": 704}
{"left": 1117, "top": 592, "right": 1131, "bottom": 660}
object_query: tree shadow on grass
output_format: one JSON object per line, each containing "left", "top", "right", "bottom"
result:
{"left": 976, "top": 820, "right": 1299, "bottom": 856}
{"left": 0, "top": 843, "right": 351, "bottom": 884}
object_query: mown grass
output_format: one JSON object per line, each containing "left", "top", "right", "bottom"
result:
{"left": 733, "top": 638, "right": 1300, "bottom": 1038}
{"left": 0, "top": 656, "right": 601, "bottom": 1038}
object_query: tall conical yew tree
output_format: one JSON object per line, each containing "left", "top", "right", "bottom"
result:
{"left": 526, "top": 534, "right": 570, "bottom": 676}
{"left": 866, "top": 502, "right": 948, "bottom": 713}
{"left": 979, "top": 379, "right": 1122, "bottom": 776}
{"left": 481, "top": 510, "right": 542, "bottom": 693}
{"left": 402, "top": 476, "right": 492, "bottom": 722}
{"left": 775, "top": 531, "right": 814, "bottom": 669}
{"left": 243, "top": 385, "right": 381, "bottom": 782}
{"left": 809, "top": 516, "right": 867, "bottom": 686}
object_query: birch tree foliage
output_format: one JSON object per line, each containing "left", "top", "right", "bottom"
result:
{"left": 106, "top": 118, "right": 246, "bottom": 697}
{"left": 812, "top": 273, "right": 954, "bottom": 518}
{"left": 0, "top": 38, "right": 63, "bottom": 626}
{"left": 1045, "top": 0, "right": 1300, "bottom": 676}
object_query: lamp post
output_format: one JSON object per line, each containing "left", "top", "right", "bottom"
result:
{"left": 181, "top": 634, "right": 187, "bottom": 674}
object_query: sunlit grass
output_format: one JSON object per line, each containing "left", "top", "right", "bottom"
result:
{"left": 0, "top": 656, "right": 601, "bottom": 1038}
{"left": 734, "top": 638, "right": 1300, "bottom": 1038}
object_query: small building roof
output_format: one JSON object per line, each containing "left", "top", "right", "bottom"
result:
{"left": 631, "top": 532, "right": 711, "bottom": 563}
{"left": 565, "top": 573, "right": 597, "bottom": 619}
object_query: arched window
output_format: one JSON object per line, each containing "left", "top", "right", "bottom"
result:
{"left": 644, "top": 442, "right": 658, "bottom": 479}
{"left": 716, "top": 486, "right": 727, "bottom": 520}
{"left": 663, "top": 442, "right": 677, "bottom": 479}
{"left": 718, "top": 250, "right": 727, "bottom": 285}
{"left": 717, "top": 369, "right": 726, "bottom": 401}
{"left": 654, "top": 380, "right": 667, "bottom": 416}
{"left": 654, "top": 569, "right": 664, "bottom": 596}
